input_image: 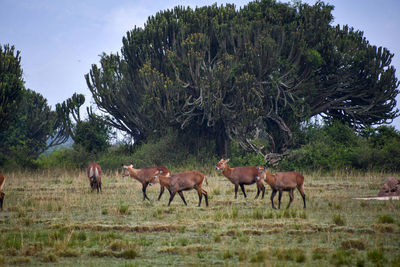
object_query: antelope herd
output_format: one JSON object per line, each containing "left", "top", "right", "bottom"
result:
{"left": 0, "top": 158, "right": 306, "bottom": 211}
{"left": 116, "top": 158, "right": 305, "bottom": 209}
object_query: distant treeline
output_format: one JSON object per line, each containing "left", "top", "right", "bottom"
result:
{"left": 30, "top": 121, "right": 400, "bottom": 173}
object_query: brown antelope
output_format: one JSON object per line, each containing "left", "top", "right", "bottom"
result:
{"left": 122, "top": 164, "right": 171, "bottom": 201}
{"left": 256, "top": 166, "right": 306, "bottom": 209}
{"left": 151, "top": 170, "right": 208, "bottom": 207}
{"left": 0, "top": 173, "right": 5, "bottom": 210}
{"left": 215, "top": 158, "right": 265, "bottom": 199}
{"left": 87, "top": 162, "right": 102, "bottom": 193}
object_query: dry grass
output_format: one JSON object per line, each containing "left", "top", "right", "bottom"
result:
{"left": 0, "top": 169, "right": 399, "bottom": 266}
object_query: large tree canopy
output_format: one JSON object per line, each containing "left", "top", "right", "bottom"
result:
{"left": 0, "top": 44, "right": 24, "bottom": 132}
{"left": 0, "top": 89, "right": 69, "bottom": 165}
{"left": 86, "top": 0, "right": 399, "bottom": 159}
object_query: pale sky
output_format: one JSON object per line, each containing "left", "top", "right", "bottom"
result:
{"left": 1, "top": 0, "right": 399, "bottom": 128}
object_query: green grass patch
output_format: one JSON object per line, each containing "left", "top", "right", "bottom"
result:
{"left": 377, "top": 214, "right": 395, "bottom": 224}
{"left": 333, "top": 214, "right": 346, "bottom": 226}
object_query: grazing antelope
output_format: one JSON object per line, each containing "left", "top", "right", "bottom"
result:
{"left": 87, "top": 162, "right": 102, "bottom": 193}
{"left": 256, "top": 166, "right": 306, "bottom": 209}
{"left": 151, "top": 170, "right": 208, "bottom": 207}
{"left": 122, "top": 164, "right": 171, "bottom": 201}
{"left": 0, "top": 173, "right": 5, "bottom": 210}
{"left": 215, "top": 158, "right": 265, "bottom": 199}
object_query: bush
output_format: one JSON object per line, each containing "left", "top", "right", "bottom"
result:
{"left": 129, "top": 129, "right": 217, "bottom": 170}
{"left": 36, "top": 147, "right": 94, "bottom": 169}
{"left": 279, "top": 122, "right": 400, "bottom": 172}
{"left": 73, "top": 118, "right": 111, "bottom": 154}
{"left": 229, "top": 141, "right": 265, "bottom": 167}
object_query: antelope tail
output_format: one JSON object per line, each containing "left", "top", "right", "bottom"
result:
{"left": 89, "top": 167, "right": 99, "bottom": 178}
{"left": 0, "top": 178, "right": 4, "bottom": 191}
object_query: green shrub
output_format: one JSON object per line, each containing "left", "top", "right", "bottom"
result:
{"left": 229, "top": 141, "right": 265, "bottom": 167}
{"left": 129, "top": 129, "right": 216, "bottom": 169}
{"left": 36, "top": 147, "right": 93, "bottom": 169}
{"left": 279, "top": 123, "right": 400, "bottom": 172}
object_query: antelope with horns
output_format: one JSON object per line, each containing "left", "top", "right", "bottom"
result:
{"left": 0, "top": 173, "right": 5, "bottom": 210}
{"left": 122, "top": 164, "right": 171, "bottom": 201}
{"left": 151, "top": 170, "right": 208, "bottom": 207}
{"left": 88, "top": 162, "right": 102, "bottom": 193}
{"left": 256, "top": 166, "right": 306, "bottom": 209}
{"left": 215, "top": 158, "right": 265, "bottom": 199}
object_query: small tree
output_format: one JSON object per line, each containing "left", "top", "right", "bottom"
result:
{"left": 73, "top": 116, "right": 111, "bottom": 154}
{"left": 56, "top": 93, "right": 111, "bottom": 154}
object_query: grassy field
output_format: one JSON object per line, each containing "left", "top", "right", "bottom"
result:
{"left": 0, "top": 168, "right": 399, "bottom": 266}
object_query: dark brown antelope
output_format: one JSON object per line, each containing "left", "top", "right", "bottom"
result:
{"left": 151, "top": 170, "right": 208, "bottom": 207}
{"left": 87, "top": 162, "right": 102, "bottom": 193}
{"left": 256, "top": 166, "right": 306, "bottom": 209}
{"left": 122, "top": 164, "right": 171, "bottom": 201}
{"left": 0, "top": 173, "right": 5, "bottom": 210}
{"left": 215, "top": 158, "right": 265, "bottom": 199}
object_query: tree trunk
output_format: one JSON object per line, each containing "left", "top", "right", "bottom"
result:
{"left": 215, "top": 129, "right": 228, "bottom": 158}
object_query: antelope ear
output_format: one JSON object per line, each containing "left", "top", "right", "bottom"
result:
{"left": 225, "top": 159, "right": 230, "bottom": 163}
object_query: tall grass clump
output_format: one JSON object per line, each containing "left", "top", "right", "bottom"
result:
{"left": 118, "top": 203, "right": 130, "bottom": 215}
{"left": 367, "top": 248, "right": 386, "bottom": 266}
{"left": 333, "top": 214, "right": 345, "bottom": 226}
{"left": 377, "top": 214, "right": 395, "bottom": 224}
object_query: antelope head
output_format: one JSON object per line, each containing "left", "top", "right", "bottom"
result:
{"left": 216, "top": 158, "right": 229, "bottom": 171}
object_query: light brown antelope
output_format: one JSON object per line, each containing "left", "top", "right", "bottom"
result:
{"left": 122, "top": 164, "right": 171, "bottom": 201}
{"left": 87, "top": 162, "right": 102, "bottom": 193}
{"left": 215, "top": 158, "right": 265, "bottom": 199}
{"left": 256, "top": 166, "right": 306, "bottom": 209}
{"left": 0, "top": 173, "right": 5, "bottom": 210}
{"left": 151, "top": 170, "right": 208, "bottom": 207}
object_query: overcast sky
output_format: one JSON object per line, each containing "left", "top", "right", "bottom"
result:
{"left": 1, "top": 0, "right": 399, "bottom": 128}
